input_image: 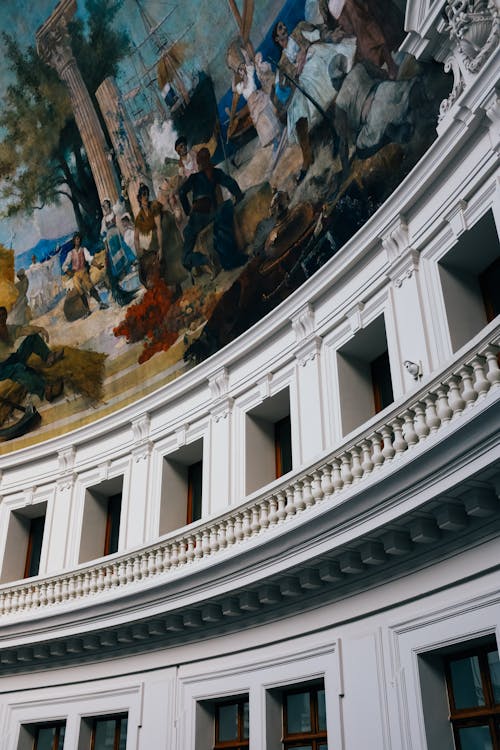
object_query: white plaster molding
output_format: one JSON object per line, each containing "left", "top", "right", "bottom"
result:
{"left": 387, "top": 249, "right": 421, "bottom": 289}
{"left": 381, "top": 214, "right": 410, "bottom": 262}
{"left": 345, "top": 303, "right": 365, "bottom": 334}
{"left": 175, "top": 425, "right": 187, "bottom": 449}
{"left": 208, "top": 367, "right": 230, "bottom": 401}
{"left": 211, "top": 397, "right": 234, "bottom": 423}
{"left": 131, "top": 413, "right": 151, "bottom": 443}
{"left": 295, "top": 336, "right": 323, "bottom": 367}
{"left": 445, "top": 198, "right": 469, "bottom": 238}
{"left": 258, "top": 374, "right": 273, "bottom": 401}
{"left": 291, "top": 303, "right": 315, "bottom": 343}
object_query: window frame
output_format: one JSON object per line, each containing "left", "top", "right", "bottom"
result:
{"left": 23, "top": 514, "right": 46, "bottom": 579}
{"left": 186, "top": 459, "right": 203, "bottom": 525}
{"left": 282, "top": 683, "right": 327, "bottom": 750}
{"left": 89, "top": 713, "right": 127, "bottom": 750}
{"left": 444, "top": 642, "right": 500, "bottom": 749}
{"left": 274, "top": 414, "right": 292, "bottom": 479}
{"left": 103, "top": 494, "right": 122, "bottom": 557}
{"left": 213, "top": 697, "right": 249, "bottom": 750}
{"left": 33, "top": 721, "right": 66, "bottom": 750}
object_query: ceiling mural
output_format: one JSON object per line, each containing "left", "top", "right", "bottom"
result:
{"left": 0, "top": 0, "right": 450, "bottom": 450}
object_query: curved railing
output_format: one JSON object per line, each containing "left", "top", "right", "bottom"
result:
{"left": 0, "top": 327, "right": 498, "bottom": 617}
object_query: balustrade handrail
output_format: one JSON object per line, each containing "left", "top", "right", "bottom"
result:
{"left": 0, "top": 325, "right": 498, "bottom": 617}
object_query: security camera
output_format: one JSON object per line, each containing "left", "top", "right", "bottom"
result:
{"left": 403, "top": 360, "right": 422, "bottom": 380}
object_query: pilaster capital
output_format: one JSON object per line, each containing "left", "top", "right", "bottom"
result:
{"left": 211, "top": 397, "right": 235, "bottom": 423}
{"left": 291, "top": 302, "right": 315, "bottom": 343}
{"left": 295, "top": 336, "right": 322, "bottom": 367}
{"left": 381, "top": 214, "right": 410, "bottom": 262}
{"left": 387, "top": 249, "right": 421, "bottom": 289}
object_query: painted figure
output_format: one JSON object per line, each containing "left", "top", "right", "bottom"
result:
{"left": 179, "top": 148, "right": 247, "bottom": 275}
{"left": 231, "top": 47, "right": 281, "bottom": 148}
{"left": 62, "top": 233, "right": 109, "bottom": 317}
{"left": 134, "top": 183, "right": 163, "bottom": 289}
{"left": 0, "top": 306, "right": 64, "bottom": 402}
{"left": 100, "top": 199, "right": 136, "bottom": 280}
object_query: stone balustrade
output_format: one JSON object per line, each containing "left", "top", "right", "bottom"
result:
{"left": 0, "top": 329, "right": 498, "bottom": 618}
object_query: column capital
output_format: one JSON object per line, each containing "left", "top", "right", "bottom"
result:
{"left": 36, "top": 0, "right": 77, "bottom": 75}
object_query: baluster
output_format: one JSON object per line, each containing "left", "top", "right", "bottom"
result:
{"left": 81, "top": 573, "right": 90, "bottom": 597}
{"left": 177, "top": 539, "right": 187, "bottom": 565}
{"left": 424, "top": 394, "right": 441, "bottom": 433}
{"left": 74, "top": 574, "right": 83, "bottom": 599}
{"left": 276, "top": 491, "right": 287, "bottom": 522}
{"left": 201, "top": 529, "right": 211, "bottom": 557}
{"left": 446, "top": 375, "right": 465, "bottom": 416}
{"left": 96, "top": 567, "right": 105, "bottom": 592}
{"left": 61, "top": 578, "right": 69, "bottom": 601}
{"left": 381, "top": 426, "right": 395, "bottom": 460}
{"left": 18, "top": 588, "right": 26, "bottom": 611}
{"left": 413, "top": 402, "right": 430, "bottom": 440}
{"left": 260, "top": 501, "right": 270, "bottom": 529}
{"left": 470, "top": 355, "right": 490, "bottom": 397}
{"left": 4, "top": 592, "right": 11, "bottom": 613}
{"left": 234, "top": 513, "right": 244, "bottom": 541}
{"left": 293, "top": 481, "right": 305, "bottom": 512}
{"left": 111, "top": 564, "right": 119, "bottom": 587}
{"left": 251, "top": 506, "right": 261, "bottom": 535}
{"left": 370, "top": 433, "right": 384, "bottom": 468}
{"left": 484, "top": 346, "right": 500, "bottom": 387}
{"left": 331, "top": 458, "right": 343, "bottom": 492}
{"left": 436, "top": 383, "right": 453, "bottom": 423}
{"left": 147, "top": 550, "right": 157, "bottom": 576}
{"left": 154, "top": 548, "right": 164, "bottom": 574}
{"left": 350, "top": 447, "right": 363, "bottom": 480}
{"left": 285, "top": 487, "right": 296, "bottom": 517}
{"left": 53, "top": 580, "right": 62, "bottom": 603}
{"left": 140, "top": 553, "right": 149, "bottom": 578}
{"left": 321, "top": 463, "right": 335, "bottom": 495}
{"left": 361, "top": 440, "right": 374, "bottom": 474}
{"left": 39, "top": 583, "right": 48, "bottom": 607}
{"left": 459, "top": 364, "right": 477, "bottom": 407}
{"left": 68, "top": 576, "right": 76, "bottom": 599}
{"left": 25, "top": 588, "right": 32, "bottom": 610}
{"left": 11, "top": 590, "right": 19, "bottom": 612}
{"left": 89, "top": 569, "right": 98, "bottom": 594}
{"left": 186, "top": 535, "right": 196, "bottom": 562}
{"left": 218, "top": 522, "right": 228, "bottom": 549}
{"left": 302, "top": 476, "right": 315, "bottom": 508}
{"left": 117, "top": 561, "right": 127, "bottom": 586}
{"left": 126, "top": 558, "right": 134, "bottom": 583}
{"left": 0, "top": 592, "right": 4, "bottom": 615}
{"left": 194, "top": 532, "right": 203, "bottom": 560}
{"left": 401, "top": 409, "right": 418, "bottom": 447}
{"left": 391, "top": 419, "right": 407, "bottom": 455}
{"left": 311, "top": 471, "right": 324, "bottom": 504}
{"left": 132, "top": 555, "right": 141, "bottom": 581}
{"left": 225, "top": 517, "right": 236, "bottom": 545}
{"left": 163, "top": 546, "right": 171, "bottom": 571}
{"left": 268, "top": 496, "right": 279, "bottom": 526}
{"left": 242, "top": 509, "right": 253, "bottom": 537}
{"left": 170, "top": 542, "right": 180, "bottom": 567}
{"left": 104, "top": 566, "right": 112, "bottom": 590}
{"left": 340, "top": 452, "right": 353, "bottom": 485}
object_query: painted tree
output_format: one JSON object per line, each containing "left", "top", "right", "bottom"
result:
{"left": 0, "top": 0, "right": 130, "bottom": 240}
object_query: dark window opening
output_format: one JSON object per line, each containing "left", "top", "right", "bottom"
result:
{"left": 34, "top": 722, "right": 66, "bottom": 750}
{"left": 283, "top": 683, "right": 328, "bottom": 750}
{"left": 90, "top": 715, "right": 127, "bottom": 750}
{"left": 186, "top": 460, "right": 203, "bottom": 524}
{"left": 104, "top": 494, "right": 122, "bottom": 556}
{"left": 275, "top": 415, "right": 292, "bottom": 478}
{"left": 24, "top": 515, "right": 45, "bottom": 579}
{"left": 445, "top": 642, "right": 500, "bottom": 749}
{"left": 214, "top": 697, "right": 249, "bottom": 750}
{"left": 479, "top": 256, "right": 500, "bottom": 323}
{"left": 371, "top": 349, "right": 394, "bottom": 414}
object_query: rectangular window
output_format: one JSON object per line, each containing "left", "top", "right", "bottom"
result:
{"left": 186, "top": 460, "right": 203, "bottom": 525}
{"left": 214, "top": 698, "right": 249, "bottom": 750}
{"left": 34, "top": 723, "right": 66, "bottom": 750}
{"left": 274, "top": 415, "right": 292, "bottom": 478}
{"left": 371, "top": 350, "right": 394, "bottom": 414}
{"left": 445, "top": 643, "right": 500, "bottom": 749}
{"left": 23, "top": 515, "right": 46, "bottom": 579}
{"left": 479, "top": 256, "right": 500, "bottom": 323}
{"left": 90, "top": 715, "right": 127, "bottom": 750}
{"left": 104, "top": 494, "right": 122, "bottom": 557}
{"left": 283, "top": 684, "right": 327, "bottom": 750}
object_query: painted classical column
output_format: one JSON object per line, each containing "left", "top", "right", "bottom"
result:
{"left": 36, "top": 0, "right": 119, "bottom": 205}
{"left": 96, "top": 77, "right": 150, "bottom": 217}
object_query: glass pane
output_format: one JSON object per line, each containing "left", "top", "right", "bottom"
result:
{"left": 286, "top": 691, "right": 311, "bottom": 733}
{"left": 218, "top": 703, "right": 238, "bottom": 741}
{"left": 118, "top": 717, "right": 127, "bottom": 750}
{"left": 286, "top": 746, "right": 312, "bottom": 750}
{"left": 450, "top": 656, "right": 485, "bottom": 708}
{"left": 59, "top": 726, "right": 65, "bottom": 749}
{"left": 458, "top": 725, "right": 493, "bottom": 750}
{"left": 243, "top": 701, "right": 249, "bottom": 739}
{"left": 317, "top": 689, "right": 327, "bottom": 731}
{"left": 319, "top": 744, "right": 328, "bottom": 750}
{"left": 487, "top": 650, "right": 500, "bottom": 703}
{"left": 37, "top": 728, "right": 56, "bottom": 750}
{"left": 94, "top": 719, "right": 117, "bottom": 750}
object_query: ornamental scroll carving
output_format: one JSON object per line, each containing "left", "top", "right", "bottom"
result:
{"left": 439, "top": 0, "right": 499, "bottom": 120}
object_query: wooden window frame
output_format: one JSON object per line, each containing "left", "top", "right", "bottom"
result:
{"left": 90, "top": 714, "right": 127, "bottom": 750}
{"left": 370, "top": 349, "right": 393, "bottom": 415}
{"left": 214, "top": 697, "right": 249, "bottom": 750}
{"left": 103, "top": 494, "right": 122, "bottom": 557}
{"left": 186, "top": 460, "right": 203, "bottom": 525}
{"left": 274, "top": 414, "right": 292, "bottom": 479}
{"left": 24, "top": 515, "right": 45, "bottom": 579}
{"left": 445, "top": 643, "right": 500, "bottom": 750}
{"left": 282, "top": 684, "right": 327, "bottom": 750}
{"left": 33, "top": 722, "right": 65, "bottom": 750}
